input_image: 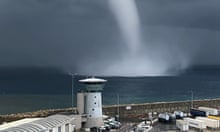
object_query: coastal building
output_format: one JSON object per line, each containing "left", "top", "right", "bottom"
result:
{"left": 0, "top": 77, "right": 107, "bottom": 131}
{"left": 0, "top": 114, "right": 76, "bottom": 132}
{"left": 77, "top": 77, "right": 107, "bottom": 128}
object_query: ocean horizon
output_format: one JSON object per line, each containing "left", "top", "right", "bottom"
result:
{"left": 1, "top": 66, "right": 220, "bottom": 115}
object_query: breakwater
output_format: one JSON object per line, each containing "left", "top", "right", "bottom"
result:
{"left": 1, "top": 98, "right": 220, "bottom": 123}
{"left": 103, "top": 98, "right": 220, "bottom": 121}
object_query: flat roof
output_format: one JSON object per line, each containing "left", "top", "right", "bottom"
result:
{"left": 1, "top": 114, "right": 73, "bottom": 132}
{"left": 79, "top": 77, "right": 107, "bottom": 83}
{"left": 0, "top": 118, "right": 41, "bottom": 130}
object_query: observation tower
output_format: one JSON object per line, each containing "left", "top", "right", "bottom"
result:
{"left": 77, "top": 77, "right": 107, "bottom": 128}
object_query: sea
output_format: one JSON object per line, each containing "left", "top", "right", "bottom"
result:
{"left": 1, "top": 66, "right": 220, "bottom": 115}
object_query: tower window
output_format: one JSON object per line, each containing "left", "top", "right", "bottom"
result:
{"left": 92, "top": 108, "right": 95, "bottom": 111}
{"left": 94, "top": 96, "right": 96, "bottom": 98}
{"left": 94, "top": 102, "right": 96, "bottom": 104}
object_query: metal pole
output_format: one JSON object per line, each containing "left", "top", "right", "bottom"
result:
{"left": 117, "top": 94, "right": 120, "bottom": 121}
{"left": 71, "top": 74, "right": 74, "bottom": 112}
{"left": 117, "top": 93, "right": 120, "bottom": 132}
{"left": 191, "top": 91, "right": 193, "bottom": 109}
{"left": 69, "top": 73, "right": 75, "bottom": 113}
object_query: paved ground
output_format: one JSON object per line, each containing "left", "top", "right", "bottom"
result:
{"left": 77, "top": 122, "right": 220, "bottom": 132}
{"left": 119, "top": 121, "right": 220, "bottom": 132}
{"left": 149, "top": 123, "right": 177, "bottom": 132}
{"left": 149, "top": 123, "right": 220, "bottom": 132}
{"left": 119, "top": 123, "right": 136, "bottom": 132}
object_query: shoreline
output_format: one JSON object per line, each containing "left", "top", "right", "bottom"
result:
{"left": 1, "top": 98, "right": 220, "bottom": 123}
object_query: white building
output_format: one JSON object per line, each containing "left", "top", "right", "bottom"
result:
{"left": 77, "top": 77, "right": 107, "bottom": 128}
{"left": 184, "top": 117, "right": 207, "bottom": 130}
{"left": 176, "top": 120, "right": 189, "bottom": 131}
{"left": 0, "top": 114, "right": 76, "bottom": 132}
{"left": 0, "top": 77, "right": 107, "bottom": 131}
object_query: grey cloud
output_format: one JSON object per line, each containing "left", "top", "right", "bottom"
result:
{"left": 0, "top": 0, "right": 220, "bottom": 76}
{"left": 138, "top": 0, "right": 220, "bottom": 30}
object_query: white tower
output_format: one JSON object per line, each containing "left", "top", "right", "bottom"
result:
{"left": 78, "top": 77, "right": 107, "bottom": 128}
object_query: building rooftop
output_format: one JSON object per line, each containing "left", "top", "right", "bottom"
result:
{"left": 79, "top": 77, "right": 107, "bottom": 83}
{"left": 0, "top": 114, "right": 74, "bottom": 132}
{"left": 0, "top": 118, "right": 41, "bottom": 130}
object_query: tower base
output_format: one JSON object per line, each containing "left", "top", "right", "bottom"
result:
{"left": 83, "top": 117, "right": 104, "bottom": 128}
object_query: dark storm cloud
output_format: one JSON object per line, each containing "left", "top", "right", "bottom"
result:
{"left": 0, "top": 0, "right": 220, "bottom": 76}
{"left": 137, "top": 0, "right": 220, "bottom": 67}
{"left": 0, "top": 0, "right": 122, "bottom": 71}
{"left": 138, "top": 0, "right": 220, "bottom": 30}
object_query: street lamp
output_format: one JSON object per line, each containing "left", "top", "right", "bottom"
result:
{"left": 117, "top": 94, "right": 120, "bottom": 121}
{"left": 69, "top": 73, "right": 77, "bottom": 112}
{"left": 191, "top": 91, "right": 194, "bottom": 109}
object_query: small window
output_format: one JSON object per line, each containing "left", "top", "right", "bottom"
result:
{"left": 92, "top": 108, "right": 95, "bottom": 111}
{"left": 89, "top": 115, "right": 92, "bottom": 117}
{"left": 94, "top": 96, "right": 96, "bottom": 98}
{"left": 58, "top": 126, "right": 61, "bottom": 132}
{"left": 94, "top": 102, "right": 96, "bottom": 104}
{"left": 65, "top": 124, "right": 69, "bottom": 132}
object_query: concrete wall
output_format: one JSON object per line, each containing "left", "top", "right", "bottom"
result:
{"left": 103, "top": 99, "right": 220, "bottom": 120}
{"left": 77, "top": 93, "right": 85, "bottom": 115}
{"left": 71, "top": 115, "right": 82, "bottom": 130}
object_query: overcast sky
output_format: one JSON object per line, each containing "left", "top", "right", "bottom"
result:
{"left": 0, "top": 0, "right": 220, "bottom": 76}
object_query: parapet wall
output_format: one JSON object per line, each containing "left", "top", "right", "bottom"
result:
{"left": 103, "top": 98, "right": 220, "bottom": 120}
